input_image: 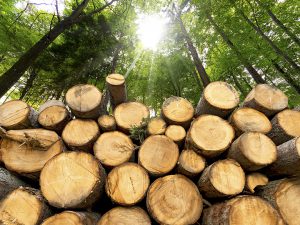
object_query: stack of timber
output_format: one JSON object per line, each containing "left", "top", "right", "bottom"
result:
{"left": 0, "top": 75, "right": 299, "bottom": 225}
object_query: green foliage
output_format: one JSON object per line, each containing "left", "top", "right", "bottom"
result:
{"left": 129, "top": 117, "right": 150, "bottom": 143}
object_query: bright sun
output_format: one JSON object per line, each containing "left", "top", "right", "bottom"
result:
{"left": 136, "top": 14, "right": 168, "bottom": 50}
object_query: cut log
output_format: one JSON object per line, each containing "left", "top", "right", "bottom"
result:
{"left": 146, "top": 117, "right": 166, "bottom": 136}
{"left": 257, "top": 178, "right": 300, "bottom": 225}
{"left": 267, "top": 109, "right": 300, "bottom": 145}
{"left": 243, "top": 84, "right": 288, "bottom": 117}
{"left": 165, "top": 125, "right": 186, "bottom": 146}
{"left": 93, "top": 131, "right": 134, "bottom": 167}
{"left": 138, "top": 135, "right": 179, "bottom": 176}
{"left": 106, "top": 74, "right": 127, "bottom": 109}
{"left": 41, "top": 211, "right": 100, "bottom": 225}
{"left": 228, "top": 132, "right": 277, "bottom": 171}
{"left": 245, "top": 172, "right": 268, "bottom": 193}
{"left": 105, "top": 162, "right": 150, "bottom": 206}
{"left": 195, "top": 81, "right": 239, "bottom": 118}
{"left": 202, "top": 195, "right": 283, "bottom": 225}
{"left": 97, "top": 207, "right": 151, "bottom": 225}
{"left": 62, "top": 119, "right": 99, "bottom": 152}
{"left": 229, "top": 107, "right": 272, "bottom": 136}
{"left": 38, "top": 100, "right": 70, "bottom": 131}
{"left": 97, "top": 115, "right": 116, "bottom": 132}
{"left": 0, "top": 187, "right": 51, "bottom": 225}
{"left": 65, "top": 84, "right": 103, "bottom": 119}
{"left": 40, "top": 151, "right": 106, "bottom": 209}
{"left": 177, "top": 149, "right": 206, "bottom": 177}
{"left": 198, "top": 159, "right": 245, "bottom": 198}
{"left": 161, "top": 96, "right": 194, "bottom": 128}
{"left": 114, "top": 102, "right": 149, "bottom": 133}
{"left": 0, "top": 100, "right": 38, "bottom": 129}
{"left": 146, "top": 174, "right": 203, "bottom": 225}
{"left": 263, "top": 137, "right": 300, "bottom": 176}
{"left": 186, "top": 115, "right": 235, "bottom": 158}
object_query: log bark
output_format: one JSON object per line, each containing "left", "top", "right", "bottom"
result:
{"left": 41, "top": 211, "right": 100, "bottom": 225}
{"left": 146, "top": 117, "right": 166, "bottom": 136}
{"left": 177, "top": 149, "right": 206, "bottom": 177}
{"left": 97, "top": 115, "right": 116, "bottom": 132}
{"left": 245, "top": 172, "right": 268, "bottom": 193}
{"left": 165, "top": 125, "right": 186, "bottom": 146}
{"left": 106, "top": 74, "right": 127, "bottom": 109}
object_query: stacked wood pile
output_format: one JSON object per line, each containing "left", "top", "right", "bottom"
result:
{"left": 0, "top": 75, "right": 299, "bottom": 225}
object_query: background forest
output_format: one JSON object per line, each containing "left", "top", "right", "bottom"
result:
{"left": 0, "top": 0, "right": 299, "bottom": 112}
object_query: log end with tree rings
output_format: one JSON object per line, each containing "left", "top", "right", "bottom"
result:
{"left": 41, "top": 211, "right": 100, "bottom": 225}
{"left": 65, "top": 84, "right": 102, "bottom": 119}
{"left": 106, "top": 74, "right": 127, "bottom": 108}
{"left": 245, "top": 172, "right": 268, "bottom": 193}
{"left": 161, "top": 96, "right": 194, "bottom": 128}
{"left": 196, "top": 81, "right": 240, "bottom": 118}
{"left": 105, "top": 162, "right": 150, "bottom": 206}
{"left": 177, "top": 149, "right": 206, "bottom": 177}
{"left": 138, "top": 135, "right": 179, "bottom": 176}
{"left": 165, "top": 125, "right": 186, "bottom": 145}
{"left": 187, "top": 115, "right": 235, "bottom": 158}
{"left": 97, "top": 115, "right": 116, "bottom": 132}
{"left": 146, "top": 117, "right": 166, "bottom": 136}
{"left": 243, "top": 84, "right": 288, "bottom": 117}
{"left": 93, "top": 131, "right": 134, "bottom": 168}
{"left": 146, "top": 174, "right": 203, "bottom": 225}
{"left": 40, "top": 151, "right": 106, "bottom": 209}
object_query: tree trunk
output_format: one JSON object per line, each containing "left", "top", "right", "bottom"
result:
{"left": 19, "top": 67, "right": 38, "bottom": 100}
{"left": 231, "top": 73, "right": 247, "bottom": 96}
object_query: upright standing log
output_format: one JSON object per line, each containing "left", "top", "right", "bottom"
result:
{"left": 97, "top": 115, "right": 116, "bottom": 132}
{"left": 41, "top": 211, "right": 100, "bottom": 225}
{"left": 195, "top": 81, "right": 240, "bottom": 118}
{"left": 245, "top": 172, "right": 268, "bottom": 193}
{"left": 243, "top": 84, "right": 288, "bottom": 117}
{"left": 106, "top": 74, "right": 127, "bottom": 109}
{"left": 146, "top": 117, "right": 166, "bottom": 136}
{"left": 165, "top": 125, "right": 186, "bottom": 146}
{"left": 177, "top": 149, "right": 206, "bottom": 177}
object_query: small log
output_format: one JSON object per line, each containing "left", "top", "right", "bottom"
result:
{"left": 65, "top": 84, "right": 103, "bottom": 119}
{"left": 0, "top": 100, "right": 38, "bottom": 129}
{"left": 245, "top": 172, "right": 269, "bottom": 193}
{"left": 106, "top": 74, "right": 127, "bottom": 109}
{"left": 62, "top": 119, "right": 99, "bottom": 152}
{"left": 195, "top": 81, "right": 239, "bottom": 118}
{"left": 146, "top": 174, "right": 203, "bottom": 225}
{"left": 97, "top": 207, "right": 151, "bottom": 225}
{"left": 177, "top": 149, "right": 206, "bottom": 177}
{"left": 138, "top": 135, "right": 179, "bottom": 176}
{"left": 165, "top": 125, "right": 186, "bottom": 146}
{"left": 243, "top": 84, "right": 288, "bottom": 117}
{"left": 40, "top": 151, "right": 106, "bottom": 209}
{"left": 267, "top": 109, "right": 300, "bottom": 145}
{"left": 0, "top": 187, "right": 51, "bottom": 225}
{"left": 186, "top": 115, "right": 235, "bottom": 158}
{"left": 146, "top": 117, "right": 166, "bottom": 136}
{"left": 41, "top": 211, "right": 100, "bottom": 225}
{"left": 228, "top": 132, "right": 277, "bottom": 171}
{"left": 198, "top": 159, "right": 245, "bottom": 198}
{"left": 97, "top": 115, "right": 116, "bottom": 132}
{"left": 93, "top": 131, "right": 134, "bottom": 167}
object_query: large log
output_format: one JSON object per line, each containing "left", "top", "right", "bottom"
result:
{"left": 93, "top": 131, "right": 134, "bottom": 167}
{"left": 0, "top": 187, "right": 51, "bottom": 225}
{"left": 186, "top": 115, "right": 235, "bottom": 158}
{"left": 257, "top": 178, "right": 300, "bottom": 225}
{"left": 227, "top": 132, "right": 277, "bottom": 171}
{"left": 40, "top": 151, "right": 106, "bottom": 209}
{"left": 243, "top": 84, "right": 288, "bottom": 117}
{"left": 97, "top": 115, "right": 116, "bottom": 132}
{"left": 41, "top": 211, "right": 100, "bottom": 225}
{"left": 197, "top": 159, "right": 245, "bottom": 198}
{"left": 106, "top": 74, "right": 127, "bottom": 109}
{"left": 146, "top": 174, "right": 203, "bottom": 225}
{"left": 138, "top": 135, "right": 179, "bottom": 176}
{"left": 245, "top": 172, "right": 268, "bottom": 193}
{"left": 165, "top": 125, "right": 186, "bottom": 146}
{"left": 177, "top": 149, "right": 206, "bottom": 177}
{"left": 267, "top": 109, "right": 300, "bottom": 145}
{"left": 146, "top": 117, "right": 166, "bottom": 136}
{"left": 195, "top": 81, "right": 239, "bottom": 118}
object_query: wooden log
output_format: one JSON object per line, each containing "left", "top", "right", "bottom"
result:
{"left": 257, "top": 178, "right": 300, "bottom": 225}
{"left": 65, "top": 84, "right": 103, "bottom": 119}
{"left": 198, "top": 159, "right": 245, "bottom": 198}
{"left": 40, "top": 151, "right": 106, "bottom": 209}
{"left": 38, "top": 100, "right": 70, "bottom": 131}
{"left": 106, "top": 74, "right": 127, "bottom": 109}
{"left": 229, "top": 107, "right": 272, "bottom": 136}
{"left": 161, "top": 96, "right": 194, "bottom": 128}
{"left": 41, "top": 211, "right": 100, "bottom": 225}
{"left": 146, "top": 117, "right": 166, "bottom": 136}
{"left": 93, "top": 131, "right": 134, "bottom": 167}
{"left": 105, "top": 162, "right": 150, "bottom": 206}
{"left": 62, "top": 119, "right": 99, "bottom": 152}
{"left": 177, "top": 149, "right": 206, "bottom": 177}
{"left": 97, "top": 207, "right": 151, "bottom": 225}
{"left": 97, "top": 115, "right": 116, "bottom": 132}
{"left": 245, "top": 172, "right": 268, "bottom": 193}
{"left": 165, "top": 125, "right": 186, "bottom": 146}
{"left": 114, "top": 102, "right": 149, "bottom": 133}
{"left": 0, "top": 100, "right": 38, "bottom": 129}
{"left": 202, "top": 195, "right": 283, "bottom": 225}
{"left": 228, "top": 132, "right": 277, "bottom": 171}
{"left": 147, "top": 174, "right": 202, "bottom": 225}
{"left": 186, "top": 115, "right": 235, "bottom": 158}
{"left": 0, "top": 187, "right": 51, "bottom": 225}
{"left": 138, "top": 135, "right": 179, "bottom": 176}
{"left": 243, "top": 84, "right": 288, "bottom": 117}
{"left": 195, "top": 81, "right": 239, "bottom": 118}
{"left": 267, "top": 109, "right": 300, "bottom": 145}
